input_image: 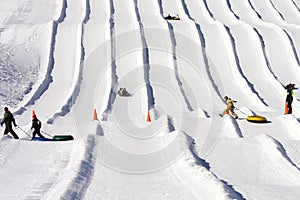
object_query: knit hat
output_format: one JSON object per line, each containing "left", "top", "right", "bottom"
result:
{"left": 32, "top": 110, "right": 37, "bottom": 119}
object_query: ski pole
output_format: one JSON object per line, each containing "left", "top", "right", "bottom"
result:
{"left": 16, "top": 126, "right": 31, "bottom": 138}
{"left": 235, "top": 107, "right": 249, "bottom": 117}
{"left": 41, "top": 130, "right": 53, "bottom": 138}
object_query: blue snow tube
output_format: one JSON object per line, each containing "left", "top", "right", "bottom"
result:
{"left": 31, "top": 137, "right": 53, "bottom": 141}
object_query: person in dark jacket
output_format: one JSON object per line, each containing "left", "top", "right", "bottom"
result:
{"left": 0, "top": 107, "right": 19, "bottom": 139}
{"left": 285, "top": 83, "right": 297, "bottom": 114}
{"left": 31, "top": 113, "right": 45, "bottom": 139}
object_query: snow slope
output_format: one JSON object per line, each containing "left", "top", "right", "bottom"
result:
{"left": 0, "top": 0, "right": 300, "bottom": 199}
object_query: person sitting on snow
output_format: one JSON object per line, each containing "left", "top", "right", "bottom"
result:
{"left": 219, "top": 96, "right": 238, "bottom": 119}
{"left": 31, "top": 113, "right": 45, "bottom": 139}
{"left": 1, "top": 107, "right": 19, "bottom": 139}
{"left": 118, "top": 87, "right": 130, "bottom": 96}
{"left": 173, "top": 14, "right": 180, "bottom": 20}
{"left": 164, "top": 14, "right": 173, "bottom": 20}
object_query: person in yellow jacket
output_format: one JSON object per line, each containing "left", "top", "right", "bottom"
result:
{"left": 219, "top": 96, "right": 238, "bottom": 119}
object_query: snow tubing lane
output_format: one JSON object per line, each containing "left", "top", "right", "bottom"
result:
{"left": 246, "top": 115, "right": 267, "bottom": 123}
{"left": 52, "top": 135, "right": 74, "bottom": 141}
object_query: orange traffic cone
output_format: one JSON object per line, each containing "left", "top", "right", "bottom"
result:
{"left": 32, "top": 110, "right": 37, "bottom": 119}
{"left": 284, "top": 102, "right": 289, "bottom": 114}
{"left": 93, "top": 109, "right": 98, "bottom": 121}
{"left": 146, "top": 111, "right": 151, "bottom": 122}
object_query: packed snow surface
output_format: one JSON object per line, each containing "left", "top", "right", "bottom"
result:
{"left": 0, "top": 0, "right": 300, "bottom": 199}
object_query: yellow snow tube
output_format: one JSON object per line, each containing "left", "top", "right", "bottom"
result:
{"left": 246, "top": 115, "right": 267, "bottom": 123}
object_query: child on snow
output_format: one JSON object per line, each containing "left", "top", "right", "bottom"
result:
{"left": 31, "top": 113, "right": 45, "bottom": 139}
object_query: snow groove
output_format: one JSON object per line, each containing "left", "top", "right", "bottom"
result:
{"left": 291, "top": 0, "right": 300, "bottom": 12}
{"left": 244, "top": 0, "right": 300, "bottom": 62}
{"left": 167, "top": 115, "right": 175, "bottom": 132}
{"left": 47, "top": 0, "right": 91, "bottom": 124}
{"left": 167, "top": 24, "right": 194, "bottom": 112}
{"left": 253, "top": 28, "right": 282, "bottom": 85}
{"left": 133, "top": 0, "right": 156, "bottom": 111}
{"left": 189, "top": 143, "right": 246, "bottom": 199}
{"left": 83, "top": 0, "right": 91, "bottom": 24}
{"left": 224, "top": 25, "right": 268, "bottom": 106}
{"left": 268, "top": 0, "right": 286, "bottom": 21}
{"left": 202, "top": 0, "right": 215, "bottom": 19}
{"left": 171, "top": 141, "right": 245, "bottom": 200}
{"left": 156, "top": 0, "right": 194, "bottom": 112}
{"left": 283, "top": 29, "right": 300, "bottom": 66}
{"left": 61, "top": 135, "right": 97, "bottom": 199}
{"left": 15, "top": 0, "right": 68, "bottom": 115}
{"left": 179, "top": 0, "right": 224, "bottom": 101}
{"left": 226, "top": 0, "right": 240, "bottom": 19}
{"left": 228, "top": 0, "right": 300, "bottom": 87}
{"left": 247, "top": 0, "right": 263, "bottom": 19}
{"left": 256, "top": 134, "right": 300, "bottom": 181}
{"left": 102, "top": 0, "right": 118, "bottom": 119}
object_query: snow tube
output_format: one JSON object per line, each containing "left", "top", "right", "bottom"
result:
{"left": 31, "top": 137, "right": 53, "bottom": 141}
{"left": 246, "top": 115, "right": 267, "bottom": 123}
{"left": 52, "top": 135, "right": 74, "bottom": 141}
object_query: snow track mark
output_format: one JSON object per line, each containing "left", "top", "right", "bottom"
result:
{"left": 16, "top": 0, "right": 68, "bottom": 114}
{"left": 156, "top": 0, "right": 194, "bottom": 112}
{"left": 256, "top": 134, "right": 300, "bottom": 182}
{"left": 47, "top": 0, "right": 91, "bottom": 123}
{"left": 171, "top": 141, "right": 245, "bottom": 200}
{"left": 61, "top": 135, "right": 97, "bottom": 199}
{"left": 133, "top": 0, "right": 156, "bottom": 112}
{"left": 224, "top": 25, "right": 268, "bottom": 106}
{"left": 102, "top": 0, "right": 118, "bottom": 119}
{"left": 179, "top": 0, "right": 224, "bottom": 101}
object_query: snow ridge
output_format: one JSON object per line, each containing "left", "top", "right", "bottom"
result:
{"left": 167, "top": 115, "right": 175, "bottom": 132}
{"left": 133, "top": 0, "right": 155, "bottom": 111}
{"left": 189, "top": 143, "right": 245, "bottom": 199}
{"left": 102, "top": 0, "right": 118, "bottom": 119}
{"left": 268, "top": 0, "right": 285, "bottom": 21}
{"left": 15, "top": 0, "right": 68, "bottom": 115}
{"left": 202, "top": 0, "right": 215, "bottom": 19}
{"left": 257, "top": 134, "right": 300, "bottom": 180}
{"left": 253, "top": 28, "right": 282, "bottom": 85}
{"left": 47, "top": 0, "right": 91, "bottom": 124}
{"left": 224, "top": 25, "right": 268, "bottom": 106}
{"left": 283, "top": 29, "right": 300, "bottom": 66}
{"left": 246, "top": 0, "right": 263, "bottom": 19}
{"left": 167, "top": 24, "right": 194, "bottom": 112}
{"left": 61, "top": 135, "right": 97, "bottom": 199}
{"left": 83, "top": 0, "right": 91, "bottom": 24}
{"left": 226, "top": 0, "right": 240, "bottom": 19}
{"left": 172, "top": 140, "right": 245, "bottom": 200}
{"left": 156, "top": 0, "right": 194, "bottom": 112}
{"left": 290, "top": 0, "right": 300, "bottom": 12}
{"left": 180, "top": 0, "right": 224, "bottom": 101}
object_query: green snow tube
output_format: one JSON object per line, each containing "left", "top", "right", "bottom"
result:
{"left": 52, "top": 135, "right": 74, "bottom": 141}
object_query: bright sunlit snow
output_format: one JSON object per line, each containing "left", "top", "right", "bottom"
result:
{"left": 0, "top": 0, "right": 300, "bottom": 199}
